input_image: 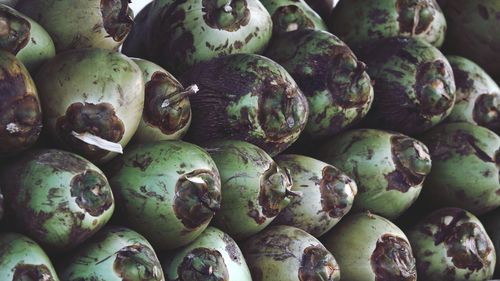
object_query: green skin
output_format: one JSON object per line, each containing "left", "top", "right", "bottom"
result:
{"left": 483, "top": 208, "right": 500, "bottom": 278}
{"left": 59, "top": 226, "right": 165, "bottom": 281}
{"left": 273, "top": 154, "right": 357, "bottom": 237}
{"left": 1, "top": 149, "right": 115, "bottom": 253}
{"left": 162, "top": 227, "right": 252, "bottom": 281}
{"left": 131, "top": 58, "right": 192, "bottom": 143}
{"left": 419, "top": 122, "right": 500, "bottom": 215}
{"left": 408, "top": 208, "right": 496, "bottom": 281}
{"left": 242, "top": 225, "right": 340, "bottom": 281}
{"left": 317, "top": 129, "right": 431, "bottom": 220}
{"left": 359, "top": 37, "right": 456, "bottom": 135}
{"left": 329, "top": 0, "right": 446, "bottom": 49}
{"left": 123, "top": 0, "right": 273, "bottom": 75}
{"left": 35, "top": 48, "right": 145, "bottom": 163}
{"left": 16, "top": 0, "right": 134, "bottom": 52}
{"left": 441, "top": 0, "right": 500, "bottom": 80}
{"left": 0, "top": 233, "right": 60, "bottom": 280}
{"left": 322, "top": 212, "right": 417, "bottom": 281}
{"left": 265, "top": 29, "right": 373, "bottom": 139}
{"left": 260, "top": 0, "right": 327, "bottom": 35}
{"left": 0, "top": 50, "right": 42, "bottom": 157}
{"left": 446, "top": 56, "right": 500, "bottom": 132}
{"left": 108, "top": 140, "right": 221, "bottom": 250}
{"left": 16, "top": 15, "right": 56, "bottom": 74}
{"left": 205, "top": 140, "right": 294, "bottom": 240}
{"left": 182, "top": 53, "right": 309, "bottom": 157}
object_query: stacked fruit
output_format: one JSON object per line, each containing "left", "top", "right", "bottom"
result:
{"left": 0, "top": 0, "right": 499, "bottom": 280}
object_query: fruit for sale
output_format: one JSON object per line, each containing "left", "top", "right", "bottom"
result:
{"left": 273, "top": 154, "right": 357, "bottom": 237}
{"left": 16, "top": 0, "right": 134, "bottom": 52}
{"left": 243, "top": 225, "right": 340, "bottom": 281}
{"left": 0, "top": 232, "right": 60, "bottom": 280}
{"left": 323, "top": 212, "right": 416, "bottom": 281}
{"left": 0, "top": 50, "right": 42, "bottom": 157}
{"left": 419, "top": 122, "right": 500, "bottom": 215}
{"left": 132, "top": 58, "right": 193, "bottom": 142}
{"left": 182, "top": 53, "right": 309, "bottom": 156}
{"left": 445, "top": 56, "right": 500, "bottom": 132}
{"left": 441, "top": 0, "right": 500, "bottom": 80}
{"left": 59, "top": 226, "right": 164, "bottom": 281}
{"left": 123, "top": 0, "right": 273, "bottom": 75}
{"left": 329, "top": 0, "right": 447, "bottom": 49}
{"left": 408, "top": 207, "right": 495, "bottom": 281}
{"left": 162, "top": 227, "right": 252, "bottom": 281}
{"left": 265, "top": 29, "right": 373, "bottom": 139}
{"left": 260, "top": 0, "right": 327, "bottom": 35}
{"left": 35, "top": 48, "right": 144, "bottom": 163}
{"left": 317, "top": 129, "right": 431, "bottom": 219}
{"left": 1, "top": 149, "right": 114, "bottom": 252}
{"left": 108, "top": 140, "right": 221, "bottom": 250}
{"left": 358, "top": 37, "right": 456, "bottom": 135}
{"left": 205, "top": 140, "right": 294, "bottom": 240}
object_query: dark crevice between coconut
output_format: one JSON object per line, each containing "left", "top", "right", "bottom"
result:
{"left": 473, "top": 94, "right": 500, "bottom": 130}
{"left": 387, "top": 136, "right": 431, "bottom": 192}
{"left": 371, "top": 234, "right": 417, "bottom": 281}
{"left": 177, "top": 248, "right": 229, "bottom": 281}
{"left": 202, "top": 0, "right": 250, "bottom": 32}
{"left": 272, "top": 5, "right": 315, "bottom": 33}
{"left": 114, "top": 244, "right": 163, "bottom": 280}
{"left": 0, "top": 68, "right": 42, "bottom": 155}
{"left": 299, "top": 245, "right": 339, "bottom": 281}
{"left": 0, "top": 7, "right": 31, "bottom": 54}
{"left": 425, "top": 208, "right": 493, "bottom": 271}
{"left": 144, "top": 71, "right": 194, "bottom": 135}
{"left": 174, "top": 169, "right": 221, "bottom": 230}
{"left": 319, "top": 166, "right": 355, "bottom": 218}
{"left": 13, "top": 263, "right": 55, "bottom": 281}
{"left": 100, "top": 0, "right": 134, "bottom": 42}
{"left": 70, "top": 170, "right": 113, "bottom": 217}
{"left": 258, "top": 163, "right": 297, "bottom": 219}
{"left": 56, "top": 102, "right": 125, "bottom": 161}
{"left": 396, "top": 0, "right": 435, "bottom": 36}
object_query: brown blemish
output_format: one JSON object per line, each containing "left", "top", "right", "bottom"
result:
{"left": 100, "top": 0, "right": 134, "bottom": 42}
{"left": 271, "top": 5, "right": 315, "bottom": 34}
{"left": 319, "top": 166, "right": 354, "bottom": 218}
{"left": 202, "top": 0, "right": 250, "bottom": 32}
{"left": 143, "top": 72, "right": 191, "bottom": 135}
{"left": 396, "top": 0, "right": 435, "bottom": 35}
{"left": 56, "top": 102, "right": 125, "bottom": 160}
{"left": 415, "top": 60, "right": 454, "bottom": 116}
{"left": 114, "top": 244, "right": 163, "bottom": 280}
{"left": 252, "top": 233, "right": 295, "bottom": 261}
{"left": 371, "top": 234, "right": 416, "bottom": 281}
{"left": 259, "top": 163, "right": 293, "bottom": 218}
{"left": 298, "top": 245, "right": 338, "bottom": 281}
{"left": 131, "top": 153, "right": 154, "bottom": 171}
{"left": 70, "top": 170, "right": 113, "bottom": 217}
{"left": 34, "top": 150, "right": 89, "bottom": 174}
{"left": 473, "top": 94, "right": 499, "bottom": 129}
{"left": 13, "top": 264, "right": 55, "bottom": 281}
{"left": 247, "top": 200, "right": 266, "bottom": 224}
{"left": 177, "top": 248, "right": 229, "bottom": 281}
{"left": 173, "top": 169, "right": 221, "bottom": 229}
{"left": 222, "top": 232, "right": 241, "bottom": 264}
{"left": 0, "top": 7, "right": 31, "bottom": 54}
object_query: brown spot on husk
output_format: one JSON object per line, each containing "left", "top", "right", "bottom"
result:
{"left": 222, "top": 232, "right": 241, "bottom": 264}
{"left": 259, "top": 163, "right": 292, "bottom": 218}
{"left": 473, "top": 94, "right": 500, "bottom": 130}
{"left": 70, "top": 170, "right": 113, "bottom": 217}
{"left": 114, "top": 244, "right": 163, "bottom": 280}
{"left": 202, "top": 0, "right": 250, "bottom": 32}
{"left": 0, "top": 64, "right": 41, "bottom": 154}
{"left": 34, "top": 149, "right": 88, "bottom": 173}
{"left": 100, "top": 0, "right": 134, "bottom": 42}
{"left": 177, "top": 248, "right": 229, "bottom": 281}
{"left": 396, "top": 0, "right": 435, "bottom": 35}
{"left": 271, "top": 5, "right": 315, "bottom": 34}
{"left": 143, "top": 72, "right": 191, "bottom": 135}
{"left": 174, "top": 169, "right": 221, "bottom": 229}
{"left": 298, "top": 245, "right": 338, "bottom": 281}
{"left": 319, "top": 166, "right": 353, "bottom": 218}
{"left": 131, "top": 153, "right": 153, "bottom": 171}
{"left": 56, "top": 102, "right": 125, "bottom": 161}
{"left": 0, "top": 7, "right": 30, "bottom": 54}
{"left": 371, "top": 234, "right": 416, "bottom": 281}
{"left": 13, "top": 264, "right": 55, "bottom": 281}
